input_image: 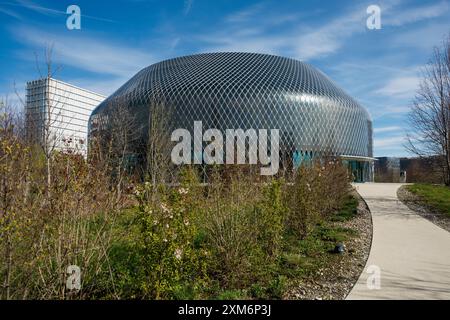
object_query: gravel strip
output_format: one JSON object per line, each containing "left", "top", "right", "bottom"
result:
{"left": 397, "top": 185, "right": 450, "bottom": 233}
{"left": 286, "top": 190, "right": 373, "bottom": 300}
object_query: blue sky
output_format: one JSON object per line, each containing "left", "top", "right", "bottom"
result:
{"left": 0, "top": 0, "right": 449, "bottom": 157}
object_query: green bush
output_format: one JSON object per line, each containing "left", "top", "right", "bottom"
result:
{"left": 288, "top": 165, "right": 321, "bottom": 238}
{"left": 267, "top": 275, "right": 287, "bottom": 299}
{"left": 287, "top": 161, "right": 351, "bottom": 238}
{"left": 134, "top": 174, "right": 209, "bottom": 299}
{"left": 199, "top": 171, "right": 287, "bottom": 289}
{"left": 201, "top": 175, "right": 260, "bottom": 288}
{"left": 256, "top": 180, "right": 286, "bottom": 260}
{"left": 407, "top": 184, "right": 450, "bottom": 217}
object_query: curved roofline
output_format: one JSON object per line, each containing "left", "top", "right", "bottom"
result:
{"left": 133, "top": 52, "right": 371, "bottom": 119}
{"left": 93, "top": 51, "right": 371, "bottom": 123}
{"left": 144, "top": 51, "right": 304, "bottom": 68}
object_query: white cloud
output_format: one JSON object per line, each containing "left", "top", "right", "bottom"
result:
{"left": 14, "top": 0, "right": 65, "bottom": 16}
{"left": 13, "top": 26, "right": 155, "bottom": 78}
{"left": 374, "top": 76, "right": 420, "bottom": 98}
{"left": 390, "top": 22, "right": 450, "bottom": 51}
{"left": 369, "top": 104, "right": 412, "bottom": 120}
{"left": 10, "top": 25, "right": 157, "bottom": 98}
{"left": 0, "top": 6, "right": 23, "bottom": 20}
{"left": 9, "top": 0, "right": 115, "bottom": 22}
{"left": 373, "top": 126, "right": 403, "bottom": 133}
{"left": 66, "top": 77, "right": 130, "bottom": 97}
{"left": 374, "top": 135, "right": 406, "bottom": 148}
{"left": 374, "top": 130, "right": 410, "bottom": 156}
{"left": 383, "top": 1, "right": 449, "bottom": 26}
{"left": 197, "top": 0, "right": 450, "bottom": 61}
{"left": 198, "top": 31, "right": 288, "bottom": 56}
{"left": 224, "top": 3, "right": 265, "bottom": 23}
{"left": 195, "top": 2, "right": 373, "bottom": 60}
{"left": 293, "top": 5, "right": 368, "bottom": 60}
{"left": 290, "top": 0, "right": 449, "bottom": 60}
{"left": 170, "top": 37, "right": 181, "bottom": 50}
{"left": 196, "top": 3, "right": 303, "bottom": 55}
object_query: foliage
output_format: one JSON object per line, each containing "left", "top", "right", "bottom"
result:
{"left": 198, "top": 170, "right": 287, "bottom": 289}
{"left": 1, "top": 98, "right": 357, "bottom": 299}
{"left": 406, "top": 184, "right": 450, "bottom": 217}
{"left": 287, "top": 160, "right": 351, "bottom": 238}
{"left": 134, "top": 168, "right": 209, "bottom": 299}
{"left": 0, "top": 112, "right": 34, "bottom": 300}
{"left": 0, "top": 101, "right": 122, "bottom": 299}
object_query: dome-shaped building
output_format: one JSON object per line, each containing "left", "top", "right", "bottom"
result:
{"left": 89, "top": 52, "right": 374, "bottom": 181}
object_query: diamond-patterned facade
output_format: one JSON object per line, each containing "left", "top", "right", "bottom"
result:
{"left": 89, "top": 52, "right": 373, "bottom": 178}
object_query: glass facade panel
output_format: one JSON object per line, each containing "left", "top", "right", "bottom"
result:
{"left": 89, "top": 52, "right": 373, "bottom": 181}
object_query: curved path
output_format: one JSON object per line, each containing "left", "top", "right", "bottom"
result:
{"left": 347, "top": 183, "right": 450, "bottom": 300}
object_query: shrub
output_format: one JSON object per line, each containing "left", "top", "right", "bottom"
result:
{"left": 201, "top": 174, "right": 259, "bottom": 287}
{"left": 287, "top": 160, "right": 351, "bottom": 238}
{"left": 318, "top": 159, "right": 351, "bottom": 217}
{"left": 134, "top": 170, "right": 208, "bottom": 299}
{"left": 288, "top": 165, "right": 321, "bottom": 238}
{"left": 200, "top": 170, "right": 287, "bottom": 289}
{"left": 255, "top": 179, "right": 286, "bottom": 260}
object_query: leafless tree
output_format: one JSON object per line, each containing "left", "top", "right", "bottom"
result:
{"left": 146, "top": 98, "right": 173, "bottom": 189}
{"left": 98, "top": 97, "right": 145, "bottom": 202}
{"left": 406, "top": 33, "right": 450, "bottom": 186}
{"left": 40, "top": 46, "right": 63, "bottom": 195}
{"left": 15, "top": 44, "right": 74, "bottom": 196}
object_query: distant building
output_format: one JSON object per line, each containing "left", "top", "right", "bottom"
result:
{"left": 26, "top": 78, "right": 105, "bottom": 156}
{"left": 374, "top": 157, "right": 401, "bottom": 182}
{"left": 375, "top": 156, "right": 445, "bottom": 184}
{"left": 400, "top": 156, "right": 445, "bottom": 184}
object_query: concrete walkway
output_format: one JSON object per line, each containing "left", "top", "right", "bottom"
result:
{"left": 347, "top": 183, "right": 450, "bottom": 300}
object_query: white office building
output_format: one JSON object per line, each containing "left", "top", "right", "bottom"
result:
{"left": 26, "top": 78, "right": 106, "bottom": 156}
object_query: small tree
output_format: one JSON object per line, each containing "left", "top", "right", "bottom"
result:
{"left": 101, "top": 97, "right": 144, "bottom": 202}
{"left": 406, "top": 33, "right": 450, "bottom": 185}
{"left": 16, "top": 44, "right": 73, "bottom": 196}
{"left": 146, "top": 98, "right": 173, "bottom": 189}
